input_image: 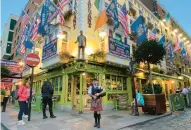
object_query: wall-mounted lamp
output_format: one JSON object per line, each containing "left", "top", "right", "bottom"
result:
{"left": 57, "top": 30, "right": 66, "bottom": 40}
{"left": 99, "top": 31, "right": 107, "bottom": 39}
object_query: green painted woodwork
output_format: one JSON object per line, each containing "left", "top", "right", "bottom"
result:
{"left": 79, "top": 73, "right": 83, "bottom": 112}
{"left": 127, "top": 77, "right": 133, "bottom": 105}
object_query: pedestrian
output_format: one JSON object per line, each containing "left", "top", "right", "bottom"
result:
{"left": 41, "top": 79, "right": 56, "bottom": 119}
{"left": 181, "top": 85, "right": 189, "bottom": 107}
{"left": 88, "top": 78, "right": 105, "bottom": 128}
{"left": 2, "top": 87, "right": 11, "bottom": 112}
{"left": 23, "top": 79, "right": 35, "bottom": 118}
{"left": 131, "top": 90, "right": 144, "bottom": 115}
{"left": 17, "top": 79, "right": 29, "bottom": 125}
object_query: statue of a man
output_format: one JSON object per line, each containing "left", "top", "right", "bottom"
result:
{"left": 75, "top": 30, "right": 86, "bottom": 59}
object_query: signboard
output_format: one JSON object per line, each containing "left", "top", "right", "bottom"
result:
{"left": 42, "top": 39, "right": 57, "bottom": 61}
{"left": 108, "top": 37, "right": 130, "bottom": 58}
{"left": 25, "top": 53, "right": 40, "bottom": 67}
{"left": 168, "top": 94, "right": 185, "bottom": 111}
{"left": 1, "top": 60, "right": 24, "bottom": 73}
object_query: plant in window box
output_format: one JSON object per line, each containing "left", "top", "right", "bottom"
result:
{"left": 156, "top": 28, "right": 160, "bottom": 34}
{"left": 129, "top": 7, "right": 136, "bottom": 17}
{"left": 129, "top": 31, "right": 137, "bottom": 42}
{"left": 59, "top": 52, "right": 71, "bottom": 63}
{"left": 107, "top": 15, "right": 114, "bottom": 26}
{"left": 53, "top": 0, "right": 58, "bottom": 5}
{"left": 152, "top": 66, "right": 160, "bottom": 73}
{"left": 148, "top": 22, "right": 154, "bottom": 30}
{"left": 89, "top": 50, "right": 106, "bottom": 63}
{"left": 142, "top": 16, "right": 146, "bottom": 24}
{"left": 64, "top": 10, "right": 73, "bottom": 21}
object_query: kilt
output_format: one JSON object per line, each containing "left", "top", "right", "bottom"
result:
{"left": 90, "top": 98, "right": 103, "bottom": 111}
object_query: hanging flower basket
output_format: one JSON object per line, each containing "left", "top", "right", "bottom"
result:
{"left": 64, "top": 9, "right": 73, "bottom": 21}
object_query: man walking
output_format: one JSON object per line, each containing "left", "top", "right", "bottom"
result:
{"left": 75, "top": 30, "right": 86, "bottom": 59}
{"left": 41, "top": 79, "right": 56, "bottom": 119}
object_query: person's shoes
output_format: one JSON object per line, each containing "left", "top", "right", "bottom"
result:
{"left": 43, "top": 116, "right": 48, "bottom": 119}
{"left": 97, "top": 123, "right": 100, "bottom": 128}
{"left": 50, "top": 115, "right": 56, "bottom": 118}
{"left": 94, "top": 122, "right": 97, "bottom": 127}
{"left": 23, "top": 114, "right": 28, "bottom": 118}
{"left": 17, "top": 120, "right": 25, "bottom": 125}
{"left": 2, "top": 110, "right": 5, "bottom": 112}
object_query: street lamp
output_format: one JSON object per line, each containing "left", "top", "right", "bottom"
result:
{"left": 129, "top": 57, "right": 139, "bottom": 116}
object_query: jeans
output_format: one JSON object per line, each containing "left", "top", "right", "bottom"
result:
{"left": 2, "top": 97, "right": 9, "bottom": 112}
{"left": 18, "top": 101, "right": 26, "bottom": 120}
{"left": 24, "top": 99, "right": 29, "bottom": 115}
{"left": 42, "top": 97, "right": 53, "bottom": 117}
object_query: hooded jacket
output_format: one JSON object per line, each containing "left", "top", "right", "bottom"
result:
{"left": 41, "top": 81, "right": 54, "bottom": 98}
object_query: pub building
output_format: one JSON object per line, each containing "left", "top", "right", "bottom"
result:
{"left": 12, "top": 0, "right": 191, "bottom": 112}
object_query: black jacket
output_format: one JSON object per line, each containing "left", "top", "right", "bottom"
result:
{"left": 41, "top": 81, "right": 54, "bottom": 98}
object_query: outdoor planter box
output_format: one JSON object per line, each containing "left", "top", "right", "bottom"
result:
{"left": 142, "top": 94, "right": 166, "bottom": 115}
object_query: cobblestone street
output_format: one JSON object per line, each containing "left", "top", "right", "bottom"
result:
{"left": 122, "top": 109, "right": 191, "bottom": 130}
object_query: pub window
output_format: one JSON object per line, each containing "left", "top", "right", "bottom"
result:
{"left": 105, "top": 75, "right": 127, "bottom": 91}
{"left": 8, "top": 31, "right": 14, "bottom": 42}
{"left": 50, "top": 76, "right": 62, "bottom": 92}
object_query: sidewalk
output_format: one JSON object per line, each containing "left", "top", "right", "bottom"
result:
{"left": 1, "top": 105, "right": 172, "bottom": 130}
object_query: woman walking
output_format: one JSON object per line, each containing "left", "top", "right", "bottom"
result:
{"left": 88, "top": 78, "right": 105, "bottom": 128}
{"left": 17, "top": 79, "right": 29, "bottom": 125}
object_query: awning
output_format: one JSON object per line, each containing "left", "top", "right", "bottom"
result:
{"left": 136, "top": 68, "right": 183, "bottom": 81}
{"left": 181, "top": 74, "right": 191, "bottom": 79}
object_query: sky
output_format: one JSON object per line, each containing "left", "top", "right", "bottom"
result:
{"left": 1, "top": 0, "right": 191, "bottom": 37}
{"left": 158, "top": 0, "right": 191, "bottom": 37}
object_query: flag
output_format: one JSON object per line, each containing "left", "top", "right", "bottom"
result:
{"left": 20, "top": 43, "right": 26, "bottom": 54}
{"left": 180, "top": 48, "right": 187, "bottom": 56}
{"left": 158, "top": 35, "right": 165, "bottom": 45}
{"left": 58, "top": 2, "right": 65, "bottom": 25}
{"left": 24, "top": 39, "right": 33, "bottom": 49}
{"left": 60, "top": 0, "right": 70, "bottom": 7}
{"left": 173, "top": 36, "right": 180, "bottom": 52}
{"left": 179, "top": 42, "right": 184, "bottom": 48}
{"left": 166, "top": 41, "right": 174, "bottom": 59}
{"left": 31, "top": 14, "right": 41, "bottom": 41}
{"left": 148, "top": 27, "right": 157, "bottom": 40}
{"left": 21, "top": 10, "right": 30, "bottom": 29}
{"left": 46, "top": 0, "right": 59, "bottom": 23}
{"left": 131, "top": 16, "right": 147, "bottom": 45}
{"left": 94, "top": 0, "right": 100, "bottom": 10}
{"left": 118, "top": 3, "right": 129, "bottom": 37}
{"left": 31, "top": 0, "right": 41, "bottom": 5}
{"left": 94, "top": 0, "right": 107, "bottom": 31}
{"left": 106, "top": 0, "right": 119, "bottom": 30}
{"left": 164, "top": 13, "right": 170, "bottom": 22}
{"left": 38, "top": 4, "right": 49, "bottom": 36}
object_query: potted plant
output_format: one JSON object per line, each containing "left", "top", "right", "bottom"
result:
{"left": 133, "top": 40, "right": 166, "bottom": 114}
{"left": 1, "top": 89, "right": 6, "bottom": 103}
{"left": 142, "top": 84, "right": 166, "bottom": 114}
{"left": 64, "top": 9, "right": 72, "bottom": 21}
{"left": 107, "top": 15, "right": 114, "bottom": 26}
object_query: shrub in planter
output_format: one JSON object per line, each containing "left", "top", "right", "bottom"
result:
{"left": 1, "top": 90, "right": 6, "bottom": 96}
{"left": 89, "top": 50, "right": 106, "bottom": 63}
{"left": 143, "top": 84, "right": 162, "bottom": 94}
{"left": 152, "top": 66, "right": 160, "bottom": 73}
{"left": 59, "top": 52, "right": 71, "bottom": 63}
{"left": 64, "top": 10, "right": 73, "bottom": 21}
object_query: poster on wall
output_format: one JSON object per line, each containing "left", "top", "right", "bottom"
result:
{"left": 42, "top": 39, "right": 57, "bottom": 61}
{"left": 108, "top": 37, "right": 130, "bottom": 58}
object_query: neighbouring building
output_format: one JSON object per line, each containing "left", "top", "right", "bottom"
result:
{"left": 1, "top": 14, "right": 18, "bottom": 60}
{"left": 11, "top": 0, "right": 191, "bottom": 112}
